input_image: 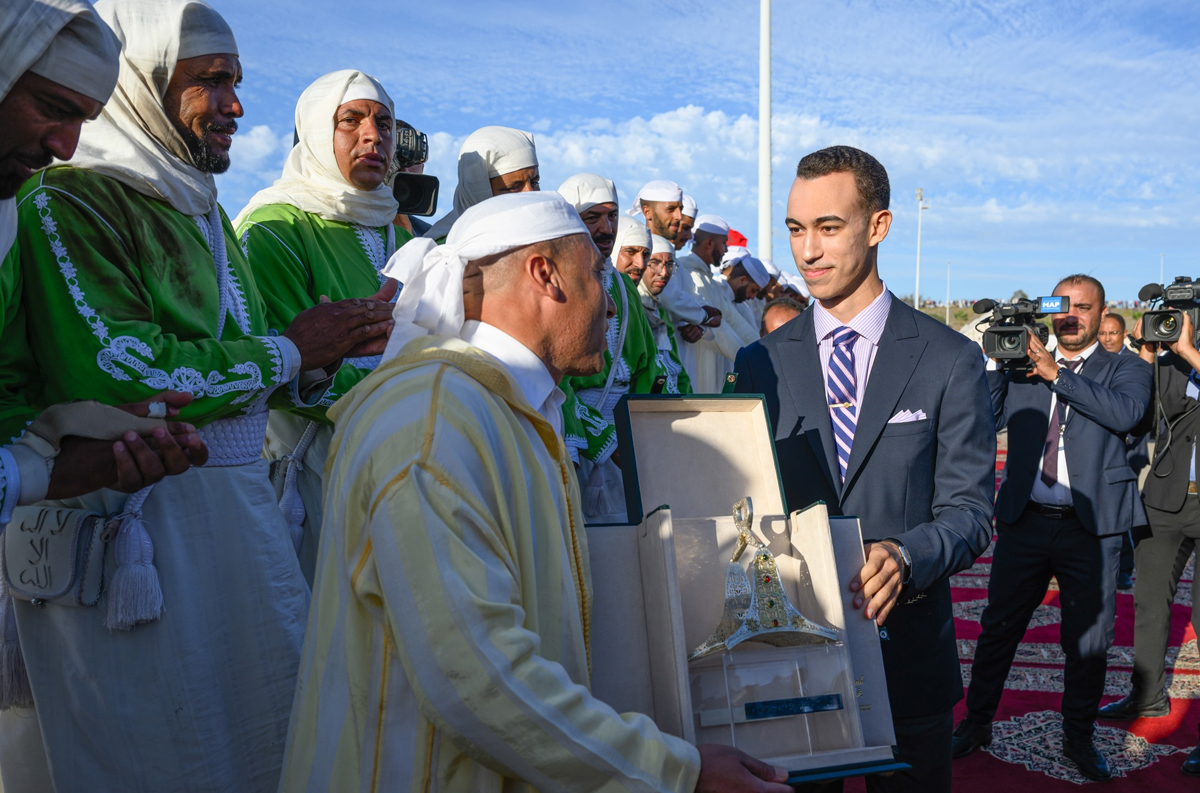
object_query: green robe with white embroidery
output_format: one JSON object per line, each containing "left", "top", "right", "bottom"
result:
{"left": 562, "top": 267, "right": 663, "bottom": 465}
{"left": 236, "top": 203, "right": 412, "bottom": 424}
{"left": 15, "top": 168, "right": 293, "bottom": 422}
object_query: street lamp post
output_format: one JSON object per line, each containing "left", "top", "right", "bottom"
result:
{"left": 915, "top": 188, "right": 930, "bottom": 310}
{"left": 945, "top": 261, "right": 950, "bottom": 324}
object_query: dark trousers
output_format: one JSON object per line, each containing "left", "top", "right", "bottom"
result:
{"left": 1131, "top": 497, "right": 1200, "bottom": 701}
{"left": 965, "top": 508, "right": 1121, "bottom": 738}
{"left": 1119, "top": 530, "right": 1134, "bottom": 578}
{"left": 795, "top": 710, "right": 953, "bottom": 793}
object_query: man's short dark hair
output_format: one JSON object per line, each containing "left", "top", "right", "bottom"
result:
{"left": 760, "top": 296, "right": 806, "bottom": 336}
{"left": 1055, "top": 273, "right": 1106, "bottom": 306}
{"left": 1103, "top": 311, "right": 1126, "bottom": 332}
{"left": 795, "top": 146, "right": 890, "bottom": 213}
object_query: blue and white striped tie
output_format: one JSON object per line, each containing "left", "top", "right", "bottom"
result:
{"left": 828, "top": 326, "right": 859, "bottom": 482}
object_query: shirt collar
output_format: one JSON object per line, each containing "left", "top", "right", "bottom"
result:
{"left": 459, "top": 320, "right": 563, "bottom": 420}
{"left": 812, "top": 282, "right": 894, "bottom": 345}
{"left": 1056, "top": 340, "right": 1100, "bottom": 364}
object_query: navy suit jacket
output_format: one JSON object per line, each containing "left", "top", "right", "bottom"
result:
{"left": 734, "top": 296, "right": 996, "bottom": 718}
{"left": 990, "top": 345, "right": 1152, "bottom": 534}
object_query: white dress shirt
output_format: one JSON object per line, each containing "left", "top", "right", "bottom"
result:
{"left": 459, "top": 320, "right": 565, "bottom": 440}
{"left": 1030, "top": 340, "right": 1100, "bottom": 506}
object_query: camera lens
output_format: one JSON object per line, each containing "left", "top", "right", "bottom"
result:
{"left": 999, "top": 333, "right": 1022, "bottom": 352}
{"left": 1156, "top": 315, "right": 1179, "bottom": 335}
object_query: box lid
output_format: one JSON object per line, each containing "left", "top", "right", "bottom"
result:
{"left": 615, "top": 395, "right": 787, "bottom": 524}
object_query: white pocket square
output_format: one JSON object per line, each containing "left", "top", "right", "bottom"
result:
{"left": 888, "top": 409, "right": 927, "bottom": 424}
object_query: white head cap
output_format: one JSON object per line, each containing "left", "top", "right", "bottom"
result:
{"left": 681, "top": 194, "right": 698, "bottom": 219}
{"left": 613, "top": 215, "right": 651, "bottom": 255}
{"left": 761, "top": 257, "right": 781, "bottom": 279}
{"left": 726, "top": 253, "right": 770, "bottom": 288}
{"left": 650, "top": 234, "right": 675, "bottom": 258}
{"left": 693, "top": 214, "right": 730, "bottom": 236}
{"left": 722, "top": 246, "right": 751, "bottom": 266}
{"left": 627, "top": 179, "right": 682, "bottom": 217}
{"left": 20, "top": 1, "right": 121, "bottom": 105}
{"left": 381, "top": 191, "right": 589, "bottom": 360}
{"left": 557, "top": 172, "right": 619, "bottom": 215}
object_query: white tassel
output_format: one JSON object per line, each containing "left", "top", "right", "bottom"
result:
{"left": 105, "top": 487, "right": 164, "bottom": 631}
{"left": 0, "top": 546, "right": 31, "bottom": 710}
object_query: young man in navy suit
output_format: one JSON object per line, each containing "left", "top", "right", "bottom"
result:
{"left": 953, "top": 275, "right": 1152, "bottom": 781}
{"left": 734, "top": 146, "right": 996, "bottom": 793}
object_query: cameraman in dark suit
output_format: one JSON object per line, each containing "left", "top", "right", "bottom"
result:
{"left": 953, "top": 275, "right": 1152, "bottom": 781}
{"left": 1099, "top": 311, "right": 1200, "bottom": 777}
{"left": 735, "top": 146, "right": 996, "bottom": 793}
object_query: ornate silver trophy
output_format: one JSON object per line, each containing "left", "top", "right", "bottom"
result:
{"left": 689, "top": 497, "right": 838, "bottom": 661}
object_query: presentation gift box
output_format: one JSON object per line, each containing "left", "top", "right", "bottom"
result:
{"left": 585, "top": 395, "right": 907, "bottom": 784}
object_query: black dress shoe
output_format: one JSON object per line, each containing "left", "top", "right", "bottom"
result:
{"left": 951, "top": 718, "right": 992, "bottom": 759}
{"left": 1097, "top": 692, "right": 1170, "bottom": 720}
{"left": 1063, "top": 735, "right": 1112, "bottom": 782}
{"left": 1183, "top": 744, "right": 1200, "bottom": 777}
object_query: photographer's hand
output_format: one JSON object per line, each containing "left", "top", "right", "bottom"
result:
{"left": 1132, "top": 317, "right": 1158, "bottom": 363}
{"left": 1025, "top": 334, "right": 1061, "bottom": 382}
{"left": 1166, "top": 313, "right": 1200, "bottom": 371}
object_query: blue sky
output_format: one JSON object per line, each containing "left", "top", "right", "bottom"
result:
{"left": 212, "top": 0, "right": 1200, "bottom": 302}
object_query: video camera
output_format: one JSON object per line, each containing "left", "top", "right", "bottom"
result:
{"left": 1138, "top": 277, "right": 1200, "bottom": 346}
{"left": 972, "top": 295, "right": 1070, "bottom": 373}
{"left": 390, "top": 125, "right": 440, "bottom": 217}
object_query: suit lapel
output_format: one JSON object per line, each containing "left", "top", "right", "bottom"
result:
{"left": 842, "top": 299, "right": 928, "bottom": 493}
{"left": 780, "top": 310, "right": 841, "bottom": 496}
{"left": 1063, "top": 346, "right": 1114, "bottom": 430}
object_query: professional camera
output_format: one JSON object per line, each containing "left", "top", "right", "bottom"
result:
{"left": 973, "top": 295, "right": 1070, "bottom": 373}
{"left": 1138, "top": 277, "right": 1200, "bottom": 345}
{"left": 390, "top": 125, "right": 439, "bottom": 217}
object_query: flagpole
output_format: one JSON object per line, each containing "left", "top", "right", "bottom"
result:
{"left": 758, "top": 0, "right": 771, "bottom": 261}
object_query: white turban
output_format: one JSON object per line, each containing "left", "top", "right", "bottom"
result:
{"left": 783, "top": 271, "right": 811, "bottom": 297}
{"left": 426, "top": 125, "right": 538, "bottom": 240}
{"left": 723, "top": 246, "right": 751, "bottom": 266}
{"left": 70, "top": 0, "right": 238, "bottom": 216}
{"left": 693, "top": 214, "right": 730, "bottom": 236}
{"left": 681, "top": 194, "right": 698, "bottom": 219}
{"left": 612, "top": 216, "right": 651, "bottom": 256}
{"left": 381, "top": 191, "right": 588, "bottom": 361}
{"left": 1, "top": 0, "right": 121, "bottom": 259}
{"left": 727, "top": 253, "right": 770, "bottom": 289}
{"left": 233, "top": 70, "right": 398, "bottom": 229}
{"left": 650, "top": 234, "right": 675, "bottom": 258}
{"left": 761, "top": 257, "right": 781, "bottom": 279}
{"left": 558, "top": 173, "right": 618, "bottom": 215}
{"left": 626, "top": 179, "right": 682, "bottom": 217}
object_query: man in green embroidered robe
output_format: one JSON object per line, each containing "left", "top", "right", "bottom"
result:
{"left": 235, "top": 69, "right": 408, "bottom": 584}
{"left": 558, "top": 173, "right": 663, "bottom": 524}
{"left": 12, "top": 2, "right": 393, "bottom": 791}
{"left": 641, "top": 234, "right": 693, "bottom": 395}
